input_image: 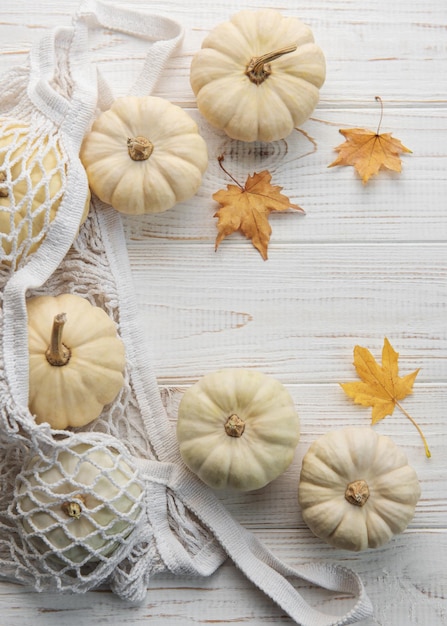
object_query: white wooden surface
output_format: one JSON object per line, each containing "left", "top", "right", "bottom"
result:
{"left": 1, "top": 0, "right": 446, "bottom": 624}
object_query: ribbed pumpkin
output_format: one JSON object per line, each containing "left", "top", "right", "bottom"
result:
{"left": 80, "top": 96, "right": 208, "bottom": 215}
{"left": 27, "top": 294, "right": 126, "bottom": 429}
{"left": 298, "top": 427, "right": 421, "bottom": 551}
{"left": 176, "top": 368, "right": 300, "bottom": 491}
{"left": 190, "top": 9, "right": 326, "bottom": 142}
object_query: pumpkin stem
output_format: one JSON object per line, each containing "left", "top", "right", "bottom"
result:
{"left": 127, "top": 136, "right": 153, "bottom": 161}
{"left": 0, "top": 171, "right": 8, "bottom": 197}
{"left": 225, "top": 414, "right": 245, "bottom": 437}
{"left": 345, "top": 479, "right": 370, "bottom": 507}
{"left": 45, "top": 313, "right": 71, "bottom": 367}
{"left": 246, "top": 44, "right": 298, "bottom": 85}
{"left": 61, "top": 495, "right": 86, "bottom": 520}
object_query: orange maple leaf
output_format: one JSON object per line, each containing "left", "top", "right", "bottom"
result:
{"left": 340, "top": 337, "right": 430, "bottom": 457}
{"left": 328, "top": 97, "right": 411, "bottom": 183}
{"left": 213, "top": 162, "right": 304, "bottom": 260}
{"left": 329, "top": 128, "right": 411, "bottom": 183}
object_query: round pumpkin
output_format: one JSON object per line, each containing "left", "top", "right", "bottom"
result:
{"left": 0, "top": 117, "right": 90, "bottom": 267}
{"left": 190, "top": 9, "right": 326, "bottom": 142}
{"left": 27, "top": 293, "right": 126, "bottom": 429}
{"left": 15, "top": 438, "right": 143, "bottom": 565}
{"left": 298, "top": 427, "right": 421, "bottom": 551}
{"left": 176, "top": 368, "right": 300, "bottom": 491}
{"left": 80, "top": 96, "right": 208, "bottom": 215}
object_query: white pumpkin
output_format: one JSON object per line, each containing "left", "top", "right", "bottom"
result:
{"left": 15, "top": 439, "right": 143, "bottom": 565}
{"left": 27, "top": 293, "right": 126, "bottom": 430}
{"left": 176, "top": 368, "right": 300, "bottom": 491}
{"left": 190, "top": 9, "right": 326, "bottom": 142}
{"left": 298, "top": 427, "right": 421, "bottom": 551}
{"left": 80, "top": 96, "right": 208, "bottom": 215}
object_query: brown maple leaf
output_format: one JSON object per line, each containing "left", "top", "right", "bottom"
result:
{"left": 340, "top": 337, "right": 431, "bottom": 457}
{"left": 328, "top": 97, "right": 412, "bottom": 184}
{"left": 213, "top": 159, "right": 304, "bottom": 260}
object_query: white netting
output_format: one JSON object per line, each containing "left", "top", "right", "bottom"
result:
{"left": 0, "top": 116, "right": 72, "bottom": 279}
{"left": 0, "top": 10, "right": 218, "bottom": 599}
{"left": 0, "top": 46, "right": 86, "bottom": 281}
{"left": 27, "top": 207, "right": 161, "bottom": 461}
{"left": 10, "top": 433, "right": 146, "bottom": 592}
{"left": 0, "top": 204, "right": 219, "bottom": 596}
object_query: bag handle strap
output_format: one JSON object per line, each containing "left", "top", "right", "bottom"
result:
{"left": 76, "top": 0, "right": 184, "bottom": 100}
{"left": 169, "top": 468, "right": 374, "bottom": 626}
{"left": 120, "top": 458, "right": 373, "bottom": 624}
{"left": 27, "top": 0, "right": 184, "bottom": 132}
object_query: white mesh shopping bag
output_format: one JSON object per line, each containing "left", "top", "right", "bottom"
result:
{"left": 0, "top": 2, "right": 374, "bottom": 623}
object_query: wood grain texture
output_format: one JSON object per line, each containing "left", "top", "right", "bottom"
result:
{"left": 0, "top": 0, "right": 446, "bottom": 624}
{"left": 1, "top": 532, "right": 446, "bottom": 626}
{"left": 128, "top": 242, "right": 447, "bottom": 385}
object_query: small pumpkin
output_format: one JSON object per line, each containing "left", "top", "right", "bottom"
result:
{"left": 0, "top": 118, "right": 90, "bottom": 266}
{"left": 27, "top": 293, "right": 126, "bottom": 429}
{"left": 190, "top": 9, "right": 326, "bottom": 142}
{"left": 176, "top": 368, "right": 300, "bottom": 491}
{"left": 80, "top": 96, "right": 208, "bottom": 215}
{"left": 15, "top": 438, "right": 143, "bottom": 565}
{"left": 298, "top": 427, "right": 421, "bottom": 551}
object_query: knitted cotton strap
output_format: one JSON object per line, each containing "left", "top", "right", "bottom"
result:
{"left": 28, "top": 0, "right": 184, "bottom": 122}
{"left": 155, "top": 465, "right": 374, "bottom": 626}
{"left": 75, "top": 0, "right": 184, "bottom": 108}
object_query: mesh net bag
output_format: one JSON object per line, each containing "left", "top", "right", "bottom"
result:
{"left": 0, "top": 2, "right": 373, "bottom": 624}
{"left": 0, "top": 116, "right": 85, "bottom": 274}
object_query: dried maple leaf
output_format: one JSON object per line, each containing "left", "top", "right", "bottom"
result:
{"left": 340, "top": 337, "right": 431, "bottom": 457}
{"left": 213, "top": 158, "right": 304, "bottom": 260}
{"left": 328, "top": 97, "right": 412, "bottom": 184}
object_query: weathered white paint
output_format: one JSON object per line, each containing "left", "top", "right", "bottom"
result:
{"left": 0, "top": 0, "right": 446, "bottom": 624}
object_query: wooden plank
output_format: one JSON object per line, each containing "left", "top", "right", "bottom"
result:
{"left": 0, "top": 0, "right": 445, "bottom": 624}
{"left": 0, "top": 530, "right": 445, "bottom": 626}
{"left": 126, "top": 242, "right": 447, "bottom": 383}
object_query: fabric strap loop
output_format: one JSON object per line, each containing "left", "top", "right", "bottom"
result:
{"left": 159, "top": 466, "right": 374, "bottom": 626}
{"left": 129, "top": 459, "right": 374, "bottom": 625}
{"left": 76, "top": 0, "right": 184, "bottom": 102}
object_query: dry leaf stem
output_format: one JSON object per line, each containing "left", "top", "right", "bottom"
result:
{"left": 374, "top": 95, "right": 384, "bottom": 135}
{"left": 395, "top": 400, "right": 431, "bottom": 458}
{"left": 217, "top": 155, "right": 244, "bottom": 189}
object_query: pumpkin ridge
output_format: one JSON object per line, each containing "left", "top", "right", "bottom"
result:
{"left": 190, "top": 10, "right": 325, "bottom": 142}
{"left": 27, "top": 294, "right": 126, "bottom": 428}
{"left": 177, "top": 368, "right": 299, "bottom": 491}
{"left": 299, "top": 427, "right": 421, "bottom": 551}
